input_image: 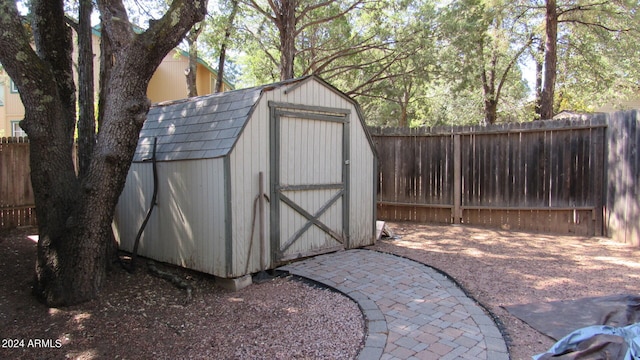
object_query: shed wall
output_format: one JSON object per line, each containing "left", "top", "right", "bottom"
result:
{"left": 276, "top": 79, "right": 375, "bottom": 248}
{"left": 227, "top": 78, "right": 376, "bottom": 276}
{"left": 347, "top": 111, "right": 377, "bottom": 247}
{"left": 115, "top": 158, "right": 228, "bottom": 276}
{"left": 227, "top": 103, "right": 270, "bottom": 277}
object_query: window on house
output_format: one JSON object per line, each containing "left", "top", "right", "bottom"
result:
{"left": 10, "top": 80, "right": 18, "bottom": 93}
{"left": 11, "top": 120, "right": 26, "bottom": 137}
{"left": 0, "top": 81, "right": 4, "bottom": 106}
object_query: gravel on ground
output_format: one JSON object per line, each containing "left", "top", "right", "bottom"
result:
{"left": 3, "top": 222, "right": 640, "bottom": 360}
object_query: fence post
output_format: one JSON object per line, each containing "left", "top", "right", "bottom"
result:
{"left": 453, "top": 134, "right": 461, "bottom": 224}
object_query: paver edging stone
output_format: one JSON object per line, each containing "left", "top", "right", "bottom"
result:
{"left": 277, "top": 270, "right": 388, "bottom": 360}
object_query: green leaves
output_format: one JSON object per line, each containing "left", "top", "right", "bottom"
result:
{"left": 197, "top": 0, "right": 640, "bottom": 126}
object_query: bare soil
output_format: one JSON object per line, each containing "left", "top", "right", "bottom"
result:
{"left": 2, "top": 223, "right": 640, "bottom": 360}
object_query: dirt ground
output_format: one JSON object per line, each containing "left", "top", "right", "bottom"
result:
{"left": 2, "top": 223, "right": 640, "bottom": 360}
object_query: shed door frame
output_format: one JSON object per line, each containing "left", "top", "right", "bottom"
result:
{"left": 269, "top": 101, "right": 350, "bottom": 262}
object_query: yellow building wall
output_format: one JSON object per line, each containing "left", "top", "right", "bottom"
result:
{"left": 0, "top": 34, "right": 227, "bottom": 136}
{"left": 0, "top": 73, "right": 26, "bottom": 137}
{"left": 147, "top": 49, "right": 232, "bottom": 104}
{"left": 147, "top": 50, "right": 217, "bottom": 103}
{"left": 196, "top": 63, "right": 212, "bottom": 95}
{"left": 0, "top": 75, "right": 6, "bottom": 137}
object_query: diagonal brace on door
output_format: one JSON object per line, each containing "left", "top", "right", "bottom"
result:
{"left": 279, "top": 189, "right": 344, "bottom": 254}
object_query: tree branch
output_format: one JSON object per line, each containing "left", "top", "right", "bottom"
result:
{"left": 558, "top": 18, "right": 633, "bottom": 32}
{"left": 239, "top": 23, "right": 280, "bottom": 67}
{"left": 300, "top": 38, "right": 396, "bottom": 76}
{"left": 296, "top": 0, "right": 363, "bottom": 36}
{"left": 244, "top": 0, "right": 277, "bottom": 23}
{"left": 0, "top": 1, "right": 53, "bottom": 138}
{"left": 558, "top": 2, "right": 611, "bottom": 16}
{"left": 496, "top": 35, "right": 534, "bottom": 102}
{"left": 96, "top": 0, "right": 134, "bottom": 50}
{"left": 344, "top": 52, "right": 408, "bottom": 96}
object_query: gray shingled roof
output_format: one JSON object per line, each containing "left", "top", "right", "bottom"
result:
{"left": 133, "top": 85, "right": 265, "bottom": 162}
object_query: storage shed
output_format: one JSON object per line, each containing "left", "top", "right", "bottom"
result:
{"left": 114, "top": 76, "right": 377, "bottom": 282}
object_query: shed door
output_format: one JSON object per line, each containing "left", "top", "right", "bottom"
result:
{"left": 269, "top": 102, "right": 350, "bottom": 262}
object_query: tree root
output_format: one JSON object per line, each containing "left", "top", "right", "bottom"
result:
{"left": 146, "top": 260, "right": 193, "bottom": 304}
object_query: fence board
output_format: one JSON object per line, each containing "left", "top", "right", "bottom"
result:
{"left": 1, "top": 137, "right": 36, "bottom": 229}
{"left": 606, "top": 110, "right": 640, "bottom": 245}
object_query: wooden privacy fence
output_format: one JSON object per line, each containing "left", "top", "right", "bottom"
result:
{"left": 372, "top": 110, "right": 640, "bottom": 243}
{"left": 0, "top": 137, "right": 36, "bottom": 229}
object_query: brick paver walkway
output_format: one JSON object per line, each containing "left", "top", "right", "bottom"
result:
{"left": 279, "top": 249, "right": 509, "bottom": 360}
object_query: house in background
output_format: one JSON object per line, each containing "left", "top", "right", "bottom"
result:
{"left": 0, "top": 72, "right": 25, "bottom": 137}
{"left": 148, "top": 48, "right": 234, "bottom": 104}
{"left": 0, "top": 27, "right": 233, "bottom": 137}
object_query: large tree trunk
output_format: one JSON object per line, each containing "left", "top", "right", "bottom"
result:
{"left": 539, "top": 0, "right": 558, "bottom": 120}
{"left": 216, "top": 0, "right": 238, "bottom": 93}
{"left": 1, "top": 0, "right": 83, "bottom": 305}
{"left": 0, "top": 0, "right": 207, "bottom": 307}
{"left": 396, "top": 83, "right": 411, "bottom": 127}
{"left": 483, "top": 99, "right": 498, "bottom": 125}
{"left": 277, "top": 0, "right": 297, "bottom": 80}
{"left": 216, "top": 42, "right": 229, "bottom": 93}
{"left": 534, "top": 39, "right": 544, "bottom": 119}
{"left": 398, "top": 100, "right": 408, "bottom": 127}
{"left": 77, "top": 0, "right": 95, "bottom": 178}
{"left": 98, "top": 17, "right": 113, "bottom": 131}
{"left": 185, "top": 23, "right": 203, "bottom": 97}
{"left": 480, "top": 38, "right": 498, "bottom": 126}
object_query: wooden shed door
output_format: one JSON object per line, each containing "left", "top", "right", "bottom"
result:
{"left": 269, "top": 102, "right": 350, "bottom": 262}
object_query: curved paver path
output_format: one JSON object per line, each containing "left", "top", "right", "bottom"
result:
{"left": 279, "top": 249, "right": 509, "bottom": 360}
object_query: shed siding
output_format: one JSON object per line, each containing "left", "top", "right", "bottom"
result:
{"left": 230, "top": 78, "right": 375, "bottom": 273}
{"left": 114, "top": 162, "right": 156, "bottom": 248}
{"left": 348, "top": 113, "right": 376, "bottom": 247}
{"left": 287, "top": 79, "right": 376, "bottom": 247}
{"left": 115, "top": 158, "right": 228, "bottom": 276}
{"left": 227, "top": 100, "right": 270, "bottom": 276}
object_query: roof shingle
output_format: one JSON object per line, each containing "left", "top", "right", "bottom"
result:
{"left": 133, "top": 86, "right": 264, "bottom": 162}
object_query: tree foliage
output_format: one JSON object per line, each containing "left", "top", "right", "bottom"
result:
{"left": 213, "top": 0, "right": 639, "bottom": 126}
{"left": 519, "top": 0, "right": 640, "bottom": 119}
